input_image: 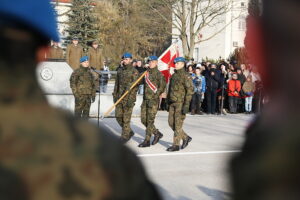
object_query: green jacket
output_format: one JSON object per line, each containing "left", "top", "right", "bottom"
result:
{"left": 143, "top": 67, "right": 166, "bottom": 101}
{"left": 113, "top": 64, "right": 139, "bottom": 106}
{"left": 168, "top": 68, "right": 194, "bottom": 110}
{"left": 70, "top": 66, "right": 96, "bottom": 97}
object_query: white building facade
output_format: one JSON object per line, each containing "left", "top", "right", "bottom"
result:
{"left": 172, "top": 0, "right": 249, "bottom": 61}
{"left": 51, "top": 0, "right": 72, "bottom": 45}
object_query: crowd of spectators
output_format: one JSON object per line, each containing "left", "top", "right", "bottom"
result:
{"left": 181, "top": 60, "right": 263, "bottom": 115}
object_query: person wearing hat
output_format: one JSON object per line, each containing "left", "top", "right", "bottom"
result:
{"left": 45, "top": 41, "right": 64, "bottom": 60}
{"left": 70, "top": 56, "right": 96, "bottom": 118}
{"left": 0, "top": 0, "right": 162, "bottom": 199}
{"left": 88, "top": 40, "right": 104, "bottom": 70}
{"left": 113, "top": 52, "right": 139, "bottom": 142}
{"left": 87, "top": 40, "right": 103, "bottom": 91}
{"left": 166, "top": 57, "right": 194, "bottom": 152}
{"left": 66, "top": 36, "right": 84, "bottom": 70}
{"left": 138, "top": 56, "right": 166, "bottom": 148}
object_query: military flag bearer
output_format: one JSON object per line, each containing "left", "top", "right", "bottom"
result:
{"left": 167, "top": 57, "right": 194, "bottom": 152}
{"left": 70, "top": 56, "right": 96, "bottom": 118}
{"left": 138, "top": 56, "right": 166, "bottom": 147}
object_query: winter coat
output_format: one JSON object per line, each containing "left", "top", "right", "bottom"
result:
{"left": 205, "top": 69, "right": 220, "bottom": 91}
{"left": 243, "top": 81, "right": 255, "bottom": 96}
{"left": 228, "top": 79, "right": 241, "bottom": 97}
{"left": 193, "top": 75, "right": 206, "bottom": 94}
{"left": 88, "top": 47, "right": 103, "bottom": 70}
{"left": 46, "top": 46, "right": 64, "bottom": 59}
{"left": 66, "top": 44, "right": 84, "bottom": 70}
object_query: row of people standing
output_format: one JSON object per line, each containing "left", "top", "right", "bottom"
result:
{"left": 46, "top": 37, "right": 111, "bottom": 93}
{"left": 187, "top": 62, "right": 261, "bottom": 115}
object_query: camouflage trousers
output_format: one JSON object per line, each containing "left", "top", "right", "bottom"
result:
{"left": 141, "top": 99, "right": 159, "bottom": 141}
{"left": 74, "top": 94, "right": 92, "bottom": 118}
{"left": 168, "top": 103, "right": 188, "bottom": 146}
{"left": 115, "top": 103, "right": 134, "bottom": 139}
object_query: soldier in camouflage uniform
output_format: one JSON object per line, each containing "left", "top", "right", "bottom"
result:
{"left": 113, "top": 53, "right": 139, "bottom": 142}
{"left": 70, "top": 56, "right": 96, "bottom": 118}
{"left": 0, "top": 1, "right": 162, "bottom": 199}
{"left": 138, "top": 56, "right": 166, "bottom": 148}
{"left": 167, "top": 57, "right": 194, "bottom": 152}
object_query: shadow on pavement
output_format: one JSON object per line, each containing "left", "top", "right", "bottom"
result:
{"left": 131, "top": 124, "right": 173, "bottom": 148}
{"left": 198, "top": 185, "right": 231, "bottom": 200}
{"left": 156, "top": 184, "right": 193, "bottom": 200}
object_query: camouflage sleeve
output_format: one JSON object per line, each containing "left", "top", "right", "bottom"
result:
{"left": 70, "top": 71, "right": 79, "bottom": 97}
{"left": 183, "top": 74, "right": 194, "bottom": 110}
{"left": 158, "top": 73, "right": 166, "bottom": 96}
{"left": 113, "top": 70, "right": 119, "bottom": 102}
{"left": 91, "top": 72, "right": 97, "bottom": 98}
{"left": 126, "top": 69, "right": 139, "bottom": 104}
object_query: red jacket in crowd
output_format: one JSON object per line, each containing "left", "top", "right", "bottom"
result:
{"left": 228, "top": 79, "right": 241, "bottom": 97}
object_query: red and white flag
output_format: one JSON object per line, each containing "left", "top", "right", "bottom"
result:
{"left": 158, "top": 41, "right": 180, "bottom": 83}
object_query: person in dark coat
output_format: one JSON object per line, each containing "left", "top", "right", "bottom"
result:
{"left": 205, "top": 64, "right": 220, "bottom": 114}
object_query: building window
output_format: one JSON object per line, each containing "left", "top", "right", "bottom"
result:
{"left": 238, "top": 15, "right": 246, "bottom": 31}
{"left": 233, "top": 41, "right": 238, "bottom": 47}
{"left": 241, "top": 2, "right": 245, "bottom": 7}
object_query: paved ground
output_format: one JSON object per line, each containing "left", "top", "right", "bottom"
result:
{"left": 91, "top": 112, "right": 254, "bottom": 200}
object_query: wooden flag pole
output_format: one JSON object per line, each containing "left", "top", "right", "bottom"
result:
{"left": 101, "top": 70, "right": 147, "bottom": 119}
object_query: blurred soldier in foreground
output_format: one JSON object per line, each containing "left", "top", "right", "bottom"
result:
{"left": 70, "top": 56, "right": 96, "bottom": 118}
{"left": 113, "top": 53, "right": 139, "bottom": 143}
{"left": 138, "top": 56, "right": 166, "bottom": 148}
{"left": 0, "top": 0, "right": 162, "bottom": 199}
{"left": 167, "top": 57, "right": 194, "bottom": 152}
{"left": 66, "top": 36, "right": 84, "bottom": 70}
{"left": 230, "top": 0, "right": 300, "bottom": 200}
{"left": 46, "top": 41, "right": 64, "bottom": 60}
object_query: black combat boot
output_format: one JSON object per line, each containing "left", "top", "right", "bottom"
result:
{"left": 120, "top": 137, "right": 130, "bottom": 143}
{"left": 166, "top": 145, "right": 180, "bottom": 152}
{"left": 152, "top": 131, "right": 163, "bottom": 145}
{"left": 191, "top": 109, "right": 196, "bottom": 115}
{"left": 138, "top": 140, "right": 150, "bottom": 148}
{"left": 181, "top": 136, "right": 192, "bottom": 149}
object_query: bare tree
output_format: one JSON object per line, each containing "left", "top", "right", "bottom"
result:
{"left": 145, "top": 0, "right": 242, "bottom": 58}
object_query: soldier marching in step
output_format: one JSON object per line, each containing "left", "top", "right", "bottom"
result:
{"left": 166, "top": 57, "right": 194, "bottom": 152}
{"left": 113, "top": 53, "right": 139, "bottom": 143}
{"left": 138, "top": 56, "right": 166, "bottom": 148}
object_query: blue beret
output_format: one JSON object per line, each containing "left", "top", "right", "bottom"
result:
{"left": 80, "top": 56, "right": 89, "bottom": 63}
{"left": 174, "top": 57, "right": 186, "bottom": 63}
{"left": 0, "top": 0, "right": 59, "bottom": 42}
{"left": 122, "top": 53, "right": 132, "bottom": 59}
{"left": 148, "top": 56, "right": 158, "bottom": 61}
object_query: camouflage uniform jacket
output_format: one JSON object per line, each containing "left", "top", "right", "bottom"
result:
{"left": 143, "top": 67, "right": 166, "bottom": 101}
{"left": 70, "top": 66, "right": 96, "bottom": 97}
{"left": 0, "top": 64, "right": 162, "bottom": 200}
{"left": 113, "top": 64, "right": 139, "bottom": 106}
{"left": 168, "top": 68, "right": 194, "bottom": 110}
